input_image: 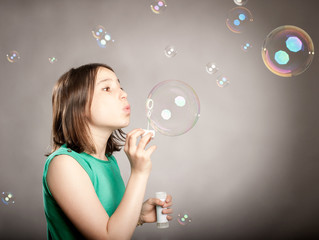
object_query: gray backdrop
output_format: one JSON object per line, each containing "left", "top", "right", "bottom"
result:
{"left": 1, "top": 0, "right": 319, "bottom": 239}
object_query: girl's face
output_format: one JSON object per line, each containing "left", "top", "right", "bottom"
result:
{"left": 89, "top": 67, "right": 130, "bottom": 131}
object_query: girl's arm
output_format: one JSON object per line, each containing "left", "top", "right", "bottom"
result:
{"left": 47, "top": 129, "right": 155, "bottom": 240}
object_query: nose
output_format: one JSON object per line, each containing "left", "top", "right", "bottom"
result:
{"left": 121, "top": 89, "right": 128, "bottom": 99}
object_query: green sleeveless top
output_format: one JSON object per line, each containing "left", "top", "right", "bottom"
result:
{"left": 42, "top": 144, "right": 126, "bottom": 239}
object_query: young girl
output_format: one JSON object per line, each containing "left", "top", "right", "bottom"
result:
{"left": 42, "top": 63, "right": 173, "bottom": 239}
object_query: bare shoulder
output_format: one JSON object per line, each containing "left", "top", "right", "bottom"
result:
{"left": 47, "top": 154, "right": 86, "bottom": 180}
{"left": 47, "top": 154, "right": 110, "bottom": 239}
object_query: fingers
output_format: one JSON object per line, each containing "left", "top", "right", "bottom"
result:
{"left": 145, "top": 145, "right": 157, "bottom": 158}
{"left": 162, "top": 206, "right": 173, "bottom": 221}
{"left": 162, "top": 194, "right": 172, "bottom": 208}
{"left": 162, "top": 208, "right": 173, "bottom": 214}
{"left": 124, "top": 129, "right": 145, "bottom": 152}
{"left": 153, "top": 194, "right": 173, "bottom": 208}
{"left": 125, "top": 129, "right": 155, "bottom": 154}
{"left": 152, "top": 199, "right": 166, "bottom": 207}
{"left": 150, "top": 197, "right": 173, "bottom": 221}
{"left": 137, "top": 132, "right": 154, "bottom": 151}
{"left": 165, "top": 194, "right": 172, "bottom": 204}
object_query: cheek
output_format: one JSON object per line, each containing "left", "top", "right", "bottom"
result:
{"left": 91, "top": 101, "right": 118, "bottom": 122}
{"left": 90, "top": 101, "right": 106, "bottom": 120}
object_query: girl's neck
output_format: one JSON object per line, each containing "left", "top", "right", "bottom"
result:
{"left": 89, "top": 126, "right": 113, "bottom": 160}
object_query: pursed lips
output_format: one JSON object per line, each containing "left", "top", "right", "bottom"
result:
{"left": 123, "top": 105, "right": 131, "bottom": 113}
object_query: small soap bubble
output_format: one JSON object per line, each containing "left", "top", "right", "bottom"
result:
{"left": 234, "top": 0, "right": 248, "bottom": 6}
{"left": 177, "top": 211, "right": 192, "bottom": 226}
{"left": 206, "top": 62, "right": 219, "bottom": 74}
{"left": 1, "top": 192, "right": 15, "bottom": 205}
{"left": 226, "top": 7, "right": 253, "bottom": 33}
{"left": 151, "top": 0, "right": 167, "bottom": 14}
{"left": 92, "top": 25, "right": 105, "bottom": 39}
{"left": 48, "top": 57, "right": 58, "bottom": 64}
{"left": 164, "top": 45, "right": 177, "bottom": 58}
{"left": 6, "top": 51, "right": 20, "bottom": 63}
{"left": 146, "top": 80, "right": 200, "bottom": 136}
{"left": 216, "top": 76, "right": 230, "bottom": 88}
{"left": 261, "top": 25, "right": 315, "bottom": 77}
{"left": 241, "top": 42, "right": 252, "bottom": 52}
{"left": 91, "top": 25, "right": 114, "bottom": 48}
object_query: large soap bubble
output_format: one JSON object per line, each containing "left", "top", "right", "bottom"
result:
{"left": 262, "top": 25, "right": 315, "bottom": 77}
{"left": 146, "top": 80, "right": 200, "bottom": 136}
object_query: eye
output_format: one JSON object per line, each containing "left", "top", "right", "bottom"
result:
{"left": 102, "top": 87, "right": 111, "bottom": 92}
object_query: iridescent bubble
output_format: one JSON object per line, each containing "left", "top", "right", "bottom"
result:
{"left": 206, "top": 62, "right": 219, "bottom": 74}
{"left": 233, "top": 0, "right": 248, "bottom": 6}
{"left": 146, "top": 80, "right": 200, "bottom": 136}
{"left": 216, "top": 76, "right": 230, "bottom": 88}
{"left": 261, "top": 25, "right": 315, "bottom": 77}
{"left": 48, "top": 57, "right": 58, "bottom": 64}
{"left": 6, "top": 51, "right": 20, "bottom": 63}
{"left": 150, "top": 0, "right": 167, "bottom": 14}
{"left": 241, "top": 42, "right": 252, "bottom": 52}
{"left": 91, "top": 25, "right": 114, "bottom": 48}
{"left": 226, "top": 7, "right": 253, "bottom": 33}
{"left": 92, "top": 25, "right": 105, "bottom": 39}
{"left": 177, "top": 211, "right": 192, "bottom": 226}
{"left": 1, "top": 192, "right": 15, "bottom": 205}
{"left": 164, "top": 45, "right": 177, "bottom": 58}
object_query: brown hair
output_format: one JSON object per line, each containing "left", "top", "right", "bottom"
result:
{"left": 46, "top": 63, "right": 126, "bottom": 156}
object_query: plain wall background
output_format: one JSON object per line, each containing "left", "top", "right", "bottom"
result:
{"left": 0, "top": 0, "right": 319, "bottom": 239}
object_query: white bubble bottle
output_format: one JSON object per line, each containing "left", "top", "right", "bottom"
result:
{"left": 155, "top": 192, "right": 169, "bottom": 229}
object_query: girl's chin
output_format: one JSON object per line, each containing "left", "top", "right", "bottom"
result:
{"left": 118, "top": 120, "right": 130, "bottom": 129}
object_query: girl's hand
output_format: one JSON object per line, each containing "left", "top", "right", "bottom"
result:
{"left": 139, "top": 194, "right": 173, "bottom": 224}
{"left": 124, "top": 129, "right": 156, "bottom": 176}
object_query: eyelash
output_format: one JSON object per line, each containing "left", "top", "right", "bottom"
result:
{"left": 102, "top": 87, "right": 124, "bottom": 92}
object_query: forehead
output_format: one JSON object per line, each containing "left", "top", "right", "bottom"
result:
{"left": 96, "top": 67, "right": 117, "bottom": 82}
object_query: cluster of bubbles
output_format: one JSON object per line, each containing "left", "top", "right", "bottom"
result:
{"left": 241, "top": 42, "right": 252, "bottom": 52}
{"left": 177, "top": 211, "right": 192, "bottom": 226}
{"left": 262, "top": 25, "right": 315, "bottom": 77}
{"left": 225, "top": 2, "right": 315, "bottom": 77}
{"left": 3, "top": 4, "right": 316, "bottom": 227}
{"left": 164, "top": 45, "right": 177, "bottom": 58}
{"left": 6, "top": 51, "right": 20, "bottom": 63}
{"left": 91, "top": 25, "right": 114, "bottom": 48}
{"left": 206, "top": 62, "right": 230, "bottom": 88}
{"left": 1, "top": 192, "right": 15, "bottom": 205}
{"left": 146, "top": 80, "right": 200, "bottom": 136}
{"left": 150, "top": 0, "right": 167, "bottom": 14}
{"left": 226, "top": 7, "right": 253, "bottom": 33}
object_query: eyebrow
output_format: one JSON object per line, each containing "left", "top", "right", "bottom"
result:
{"left": 97, "top": 78, "right": 120, "bottom": 85}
